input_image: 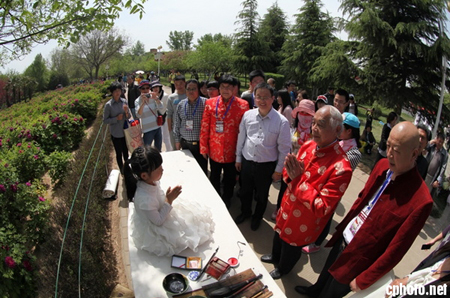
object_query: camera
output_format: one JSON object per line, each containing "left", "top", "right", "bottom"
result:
{"left": 145, "top": 93, "right": 151, "bottom": 98}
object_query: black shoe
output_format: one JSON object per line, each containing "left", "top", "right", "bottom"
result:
{"left": 294, "top": 285, "right": 310, "bottom": 295}
{"left": 251, "top": 218, "right": 261, "bottom": 231}
{"left": 260, "top": 254, "right": 275, "bottom": 264}
{"left": 269, "top": 268, "right": 282, "bottom": 279}
{"left": 234, "top": 213, "right": 251, "bottom": 224}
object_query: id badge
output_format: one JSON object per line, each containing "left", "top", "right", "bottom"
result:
{"left": 186, "top": 120, "right": 194, "bottom": 131}
{"left": 216, "top": 121, "right": 224, "bottom": 133}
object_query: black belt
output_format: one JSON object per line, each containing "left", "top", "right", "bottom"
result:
{"left": 181, "top": 139, "right": 199, "bottom": 145}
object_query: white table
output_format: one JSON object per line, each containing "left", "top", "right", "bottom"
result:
{"left": 128, "top": 150, "right": 285, "bottom": 297}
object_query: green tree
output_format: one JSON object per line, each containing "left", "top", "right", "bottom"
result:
{"left": 71, "top": 28, "right": 128, "bottom": 79}
{"left": 131, "top": 40, "right": 146, "bottom": 56}
{"left": 279, "top": 0, "right": 335, "bottom": 93}
{"left": 48, "top": 48, "right": 76, "bottom": 85}
{"left": 233, "top": 0, "right": 271, "bottom": 74}
{"left": 259, "top": 2, "right": 289, "bottom": 72}
{"left": 0, "top": 0, "right": 148, "bottom": 65}
{"left": 197, "top": 33, "right": 233, "bottom": 48}
{"left": 24, "top": 53, "right": 49, "bottom": 92}
{"left": 166, "top": 31, "right": 194, "bottom": 51}
{"left": 187, "top": 40, "right": 234, "bottom": 79}
{"left": 339, "top": 0, "right": 450, "bottom": 115}
{"left": 162, "top": 51, "right": 189, "bottom": 72}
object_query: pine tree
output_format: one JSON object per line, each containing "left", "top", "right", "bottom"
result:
{"left": 259, "top": 2, "right": 289, "bottom": 72}
{"left": 233, "top": 0, "right": 271, "bottom": 74}
{"left": 340, "top": 0, "right": 450, "bottom": 115}
{"left": 279, "top": 0, "right": 334, "bottom": 91}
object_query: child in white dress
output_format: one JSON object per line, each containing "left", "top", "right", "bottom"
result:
{"left": 124, "top": 146, "right": 214, "bottom": 256}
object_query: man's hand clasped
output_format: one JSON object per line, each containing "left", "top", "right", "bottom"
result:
{"left": 284, "top": 153, "right": 304, "bottom": 180}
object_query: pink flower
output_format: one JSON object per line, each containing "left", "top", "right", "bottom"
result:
{"left": 52, "top": 134, "right": 57, "bottom": 139}
{"left": 18, "top": 150, "right": 23, "bottom": 154}
{"left": 26, "top": 182, "right": 31, "bottom": 186}
{"left": 74, "top": 118, "right": 78, "bottom": 121}
{"left": 23, "top": 260, "right": 32, "bottom": 271}
{"left": 38, "top": 196, "right": 45, "bottom": 202}
{"left": 16, "top": 143, "right": 21, "bottom": 147}
{"left": 42, "top": 124, "right": 47, "bottom": 129}
{"left": 10, "top": 184, "right": 17, "bottom": 192}
{"left": 33, "top": 155, "right": 39, "bottom": 160}
{"left": 27, "top": 145, "right": 31, "bottom": 148}
{"left": 79, "top": 117, "right": 84, "bottom": 122}
{"left": 0, "top": 185, "right": 5, "bottom": 192}
{"left": 4, "top": 163, "right": 8, "bottom": 168}
{"left": 5, "top": 256, "right": 16, "bottom": 268}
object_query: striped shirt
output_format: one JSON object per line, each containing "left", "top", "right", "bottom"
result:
{"left": 346, "top": 147, "right": 362, "bottom": 171}
{"left": 135, "top": 95, "right": 166, "bottom": 133}
{"left": 173, "top": 97, "right": 206, "bottom": 142}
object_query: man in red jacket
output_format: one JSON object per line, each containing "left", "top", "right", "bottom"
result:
{"left": 295, "top": 121, "right": 433, "bottom": 298}
{"left": 260, "top": 105, "right": 353, "bottom": 279}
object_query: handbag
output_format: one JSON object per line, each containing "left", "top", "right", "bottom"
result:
{"left": 158, "top": 110, "right": 166, "bottom": 126}
{"left": 123, "top": 122, "right": 144, "bottom": 153}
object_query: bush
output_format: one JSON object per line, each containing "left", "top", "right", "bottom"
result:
{"left": 0, "top": 177, "right": 48, "bottom": 297}
{"left": 45, "top": 151, "right": 72, "bottom": 184}
{"left": 0, "top": 81, "right": 105, "bottom": 297}
{"left": 372, "top": 101, "right": 383, "bottom": 120}
{"left": 265, "top": 72, "right": 285, "bottom": 90}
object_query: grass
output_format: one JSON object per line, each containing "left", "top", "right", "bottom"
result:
{"left": 356, "top": 104, "right": 415, "bottom": 173}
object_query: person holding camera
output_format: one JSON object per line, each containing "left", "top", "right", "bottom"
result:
{"left": 103, "top": 81, "right": 131, "bottom": 173}
{"left": 135, "top": 80, "right": 166, "bottom": 151}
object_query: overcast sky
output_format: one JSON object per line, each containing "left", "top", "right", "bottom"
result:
{"left": 0, "top": 0, "right": 350, "bottom": 73}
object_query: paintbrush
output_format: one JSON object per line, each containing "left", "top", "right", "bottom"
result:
{"left": 195, "top": 246, "right": 219, "bottom": 281}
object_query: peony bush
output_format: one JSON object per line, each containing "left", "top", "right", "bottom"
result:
{"left": 0, "top": 82, "right": 105, "bottom": 297}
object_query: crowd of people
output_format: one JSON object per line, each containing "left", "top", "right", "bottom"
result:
{"left": 102, "top": 69, "right": 450, "bottom": 297}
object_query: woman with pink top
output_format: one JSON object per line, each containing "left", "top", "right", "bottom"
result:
{"left": 277, "top": 89, "right": 294, "bottom": 127}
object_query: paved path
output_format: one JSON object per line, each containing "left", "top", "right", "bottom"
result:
{"left": 116, "top": 85, "right": 446, "bottom": 297}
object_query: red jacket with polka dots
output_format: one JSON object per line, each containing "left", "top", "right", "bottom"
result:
{"left": 275, "top": 140, "right": 352, "bottom": 246}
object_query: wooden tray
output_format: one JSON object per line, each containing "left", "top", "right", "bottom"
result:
{"left": 173, "top": 268, "right": 272, "bottom": 298}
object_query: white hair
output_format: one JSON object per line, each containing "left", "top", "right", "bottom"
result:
{"left": 325, "top": 105, "right": 343, "bottom": 135}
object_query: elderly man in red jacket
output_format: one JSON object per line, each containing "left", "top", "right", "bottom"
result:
{"left": 295, "top": 121, "right": 433, "bottom": 298}
{"left": 260, "top": 105, "right": 353, "bottom": 279}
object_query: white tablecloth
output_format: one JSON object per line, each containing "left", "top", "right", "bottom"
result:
{"left": 128, "top": 150, "right": 285, "bottom": 297}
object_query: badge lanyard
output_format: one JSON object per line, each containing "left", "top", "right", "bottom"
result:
{"left": 368, "top": 170, "right": 393, "bottom": 210}
{"left": 215, "top": 96, "right": 234, "bottom": 121}
{"left": 184, "top": 97, "right": 200, "bottom": 120}
{"left": 215, "top": 96, "right": 234, "bottom": 133}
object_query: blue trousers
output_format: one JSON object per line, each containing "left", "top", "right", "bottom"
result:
{"left": 143, "top": 128, "right": 162, "bottom": 151}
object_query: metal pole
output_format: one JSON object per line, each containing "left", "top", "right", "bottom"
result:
{"left": 432, "top": 17, "right": 447, "bottom": 138}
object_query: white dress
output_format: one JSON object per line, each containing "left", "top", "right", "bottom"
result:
{"left": 130, "top": 181, "right": 215, "bottom": 256}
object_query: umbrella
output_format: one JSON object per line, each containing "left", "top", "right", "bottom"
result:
{"left": 135, "top": 70, "right": 145, "bottom": 74}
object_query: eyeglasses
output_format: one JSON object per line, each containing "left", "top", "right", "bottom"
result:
{"left": 207, "top": 88, "right": 218, "bottom": 91}
{"left": 140, "top": 87, "right": 150, "bottom": 90}
{"left": 256, "top": 96, "right": 272, "bottom": 101}
{"left": 219, "top": 85, "right": 234, "bottom": 91}
{"left": 186, "top": 88, "right": 198, "bottom": 91}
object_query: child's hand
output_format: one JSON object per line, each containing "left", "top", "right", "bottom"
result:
{"left": 166, "top": 185, "right": 182, "bottom": 205}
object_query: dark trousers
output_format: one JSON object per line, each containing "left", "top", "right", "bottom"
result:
{"left": 308, "top": 237, "right": 351, "bottom": 298}
{"left": 271, "top": 232, "right": 303, "bottom": 275}
{"left": 315, "top": 214, "right": 333, "bottom": 246}
{"left": 111, "top": 136, "right": 128, "bottom": 172}
{"left": 276, "top": 179, "right": 288, "bottom": 210}
{"left": 240, "top": 158, "right": 276, "bottom": 220}
{"left": 209, "top": 158, "right": 236, "bottom": 208}
{"left": 180, "top": 139, "right": 207, "bottom": 174}
{"left": 171, "top": 83, "right": 175, "bottom": 93}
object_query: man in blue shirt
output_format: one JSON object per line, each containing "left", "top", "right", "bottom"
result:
{"left": 235, "top": 82, "right": 291, "bottom": 231}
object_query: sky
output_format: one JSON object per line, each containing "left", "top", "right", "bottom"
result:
{"left": 0, "top": 0, "right": 348, "bottom": 73}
